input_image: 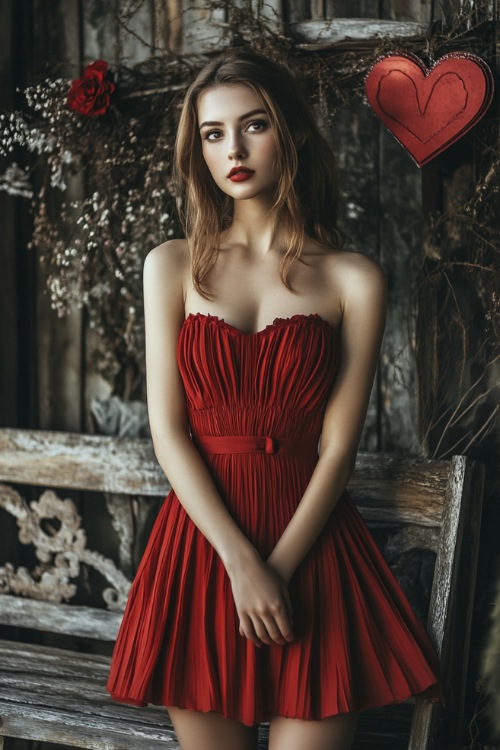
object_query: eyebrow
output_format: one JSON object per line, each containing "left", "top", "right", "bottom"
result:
{"left": 199, "top": 109, "right": 268, "bottom": 129}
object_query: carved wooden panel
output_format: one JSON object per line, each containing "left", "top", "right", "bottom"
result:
{"left": 0, "top": 482, "right": 130, "bottom": 611}
{"left": 1, "top": 485, "right": 79, "bottom": 602}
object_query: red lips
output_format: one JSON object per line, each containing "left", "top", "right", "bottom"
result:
{"left": 228, "top": 167, "right": 255, "bottom": 182}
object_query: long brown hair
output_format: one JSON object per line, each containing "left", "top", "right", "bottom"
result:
{"left": 174, "top": 49, "right": 344, "bottom": 300}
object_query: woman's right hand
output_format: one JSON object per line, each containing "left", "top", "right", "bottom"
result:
{"left": 227, "top": 549, "right": 294, "bottom": 647}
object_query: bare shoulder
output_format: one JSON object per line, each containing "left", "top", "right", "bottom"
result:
{"left": 144, "top": 238, "right": 189, "bottom": 276}
{"left": 305, "top": 238, "right": 385, "bottom": 287}
{"left": 325, "top": 247, "right": 385, "bottom": 282}
{"left": 324, "top": 248, "right": 386, "bottom": 304}
{"left": 144, "top": 239, "right": 190, "bottom": 297}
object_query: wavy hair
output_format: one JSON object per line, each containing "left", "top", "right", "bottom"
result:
{"left": 173, "top": 49, "right": 344, "bottom": 300}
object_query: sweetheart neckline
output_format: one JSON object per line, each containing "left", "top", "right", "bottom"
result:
{"left": 184, "top": 312, "right": 338, "bottom": 337}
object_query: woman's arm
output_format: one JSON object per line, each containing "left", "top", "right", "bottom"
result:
{"left": 267, "top": 253, "right": 388, "bottom": 584}
{"left": 144, "top": 240, "right": 294, "bottom": 647}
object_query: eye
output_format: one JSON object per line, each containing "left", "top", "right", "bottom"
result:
{"left": 247, "top": 120, "right": 267, "bottom": 132}
{"left": 203, "top": 129, "right": 223, "bottom": 141}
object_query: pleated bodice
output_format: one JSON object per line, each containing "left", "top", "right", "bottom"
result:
{"left": 179, "top": 312, "right": 339, "bottom": 439}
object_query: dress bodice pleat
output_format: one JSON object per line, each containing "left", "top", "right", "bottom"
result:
{"left": 178, "top": 313, "right": 339, "bottom": 439}
{"left": 107, "top": 312, "right": 440, "bottom": 725}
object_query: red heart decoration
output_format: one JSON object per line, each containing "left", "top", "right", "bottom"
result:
{"left": 365, "top": 52, "right": 494, "bottom": 167}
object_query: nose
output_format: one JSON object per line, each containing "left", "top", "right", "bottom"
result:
{"left": 227, "top": 131, "right": 247, "bottom": 160}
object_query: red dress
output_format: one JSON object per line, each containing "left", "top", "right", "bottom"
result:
{"left": 107, "top": 312, "right": 440, "bottom": 725}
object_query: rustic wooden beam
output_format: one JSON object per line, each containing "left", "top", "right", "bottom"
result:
{"left": 0, "top": 428, "right": 169, "bottom": 496}
{"left": 0, "top": 597, "right": 121, "bottom": 641}
{"left": 289, "top": 18, "right": 428, "bottom": 48}
{"left": 0, "top": 0, "right": 18, "bottom": 431}
{"left": 407, "top": 455, "right": 485, "bottom": 750}
{"left": 310, "top": 0, "right": 327, "bottom": 20}
{"left": 434, "top": 456, "right": 484, "bottom": 749}
{"left": 0, "top": 428, "right": 449, "bottom": 517}
{"left": 0, "top": 639, "right": 416, "bottom": 750}
{"left": 0, "top": 640, "right": 178, "bottom": 750}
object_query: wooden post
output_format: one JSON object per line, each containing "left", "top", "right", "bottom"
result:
{"left": 154, "top": 0, "right": 183, "bottom": 53}
{"left": 0, "top": 0, "right": 18, "bottom": 428}
{"left": 31, "top": 0, "right": 84, "bottom": 433}
{"left": 311, "top": 0, "right": 326, "bottom": 19}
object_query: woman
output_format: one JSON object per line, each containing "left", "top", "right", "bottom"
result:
{"left": 107, "top": 50, "right": 440, "bottom": 750}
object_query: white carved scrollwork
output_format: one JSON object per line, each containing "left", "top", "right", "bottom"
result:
{"left": 0, "top": 482, "right": 130, "bottom": 611}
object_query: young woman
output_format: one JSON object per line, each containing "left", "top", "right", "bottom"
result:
{"left": 107, "top": 50, "right": 440, "bottom": 750}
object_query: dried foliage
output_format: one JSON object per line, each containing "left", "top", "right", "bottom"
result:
{"left": 0, "top": 1, "right": 497, "bottom": 399}
{"left": 0, "top": 61, "right": 190, "bottom": 390}
{"left": 416, "top": 129, "right": 500, "bottom": 460}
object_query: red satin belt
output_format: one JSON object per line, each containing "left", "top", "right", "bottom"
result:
{"left": 193, "top": 435, "right": 319, "bottom": 456}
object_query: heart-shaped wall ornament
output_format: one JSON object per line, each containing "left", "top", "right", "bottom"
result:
{"left": 365, "top": 51, "right": 494, "bottom": 167}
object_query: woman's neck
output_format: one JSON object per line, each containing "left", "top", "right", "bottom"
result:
{"left": 227, "top": 196, "right": 281, "bottom": 256}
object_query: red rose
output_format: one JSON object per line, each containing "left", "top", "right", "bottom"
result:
{"left": 67, "top": 60, "right": 115, "bottom": 116}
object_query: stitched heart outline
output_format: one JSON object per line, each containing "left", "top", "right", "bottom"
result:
{"left": 365, "top": 51, "right": 494, "bottom": 167}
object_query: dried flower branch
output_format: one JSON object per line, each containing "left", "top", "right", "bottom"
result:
{"left": 0, "top": 0, "right": 497, "bottom": 404}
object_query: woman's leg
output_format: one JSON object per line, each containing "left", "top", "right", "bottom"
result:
{"left": 167, "top": 706, "right": 259, "bottom": 750}
{"left": 268, "top": 713, "right": 359, "bottom": 750}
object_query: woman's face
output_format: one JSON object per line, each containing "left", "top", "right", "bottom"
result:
{"left": 197, "top": 84, "right": 279, "bottom": 201}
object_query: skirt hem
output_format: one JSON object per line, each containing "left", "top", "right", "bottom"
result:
{"left": 107, "top": 679, "right": 442, "bottom": 728}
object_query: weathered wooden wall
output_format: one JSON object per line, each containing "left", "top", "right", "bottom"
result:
{"left": 1, "top": 0, "right": 439, "bottom": 453}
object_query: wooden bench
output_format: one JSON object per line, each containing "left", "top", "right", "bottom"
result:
{"left": 0, "top": 427, "right": 484, "bottom": 750}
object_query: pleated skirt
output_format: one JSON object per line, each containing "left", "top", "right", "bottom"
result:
{"left": 107, "top": 451, "right": 440, "bottom": 725}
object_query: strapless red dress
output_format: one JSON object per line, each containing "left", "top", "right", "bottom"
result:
{"left": 107, "top": 312, "right": 440, "bottom": 725}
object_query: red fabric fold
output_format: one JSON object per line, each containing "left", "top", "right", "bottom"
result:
{"left": 107, "top": 313, "right": 440, "bottom": 725}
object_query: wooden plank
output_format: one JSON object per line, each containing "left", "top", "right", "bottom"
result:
{"left": 120, "top": 0, "right": 154, "bottom": 64}
{"left": 431, "top": 457, "right": 484, "bottom": 749}
{"left": 0, "top": 598, "right": 122, "bottom": 641}
{"left": 0, "top": 641, "right": 278, "bottom": 750}
{"left": 0, "top": 0, "right": 18, "bottom": 430}
{"left": 0, "top": 428, "right": 169, "bottom": 495}
{"left": 325, "top": 0, "right": 379, "bottom": 17}
{"left": 0, "top": 639, "right": 415, "bottom": 750}
{"left": 284, "top": 0, "right": 310, "bottom": 24}
{"left": 1, "top": 0, "right": 39, "bottom": 437}
{"left": 81, "top": 0, "right": 123, "bottom": 435}
{"left": 428, "top": 456, "right": 469, "bottom": 652}
{"left": 33, "top": 0, "right": 84, "bottom": 435}
{"left": 408, "top": 698, "right": 438, "bottom": 750}
{"left": 378, "top": 123, "right": 421, "bottom": 454}
{"left": 180, "top": 0, "right": 227, "bottom": 55}
{"left": 290, "top": 18, "right": 427, "bottom": 48}
{"left": 406, "top": 456, "right": 484, "bottom": 750}
{"left": 408, "top": 456, "right": 484, "bottom": 750}
{"left": 0, "top": 427, "right": 449, "bottom": 501}
{"left": 331, "top": 100, "right": 380, "bottom": 450}
{"left": 0, "top": 641, "right": 177, "bottom": 749}
{"left": 251, "top": 0, "right": 283, "bottom": 26}
{"left": 353, "top": 704, "right": 414, "bottom": 750}
{"left": 82, "top": 0, "right": 120, "bottom": 66}
{"left": 381, "top": 0, "right": 433, "bottom": 22}
{"left": 311, "top": 0, "right": 326, "bottom": 20}
{"left": 154, "top": 0, "right": 183, "bottom": 53}
{"left": 433, "top": 0, "right": 466, "bottom": 25}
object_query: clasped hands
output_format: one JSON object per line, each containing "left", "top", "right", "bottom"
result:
{"left": 228, "top": 549, "right": 295, "bottom": 648}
